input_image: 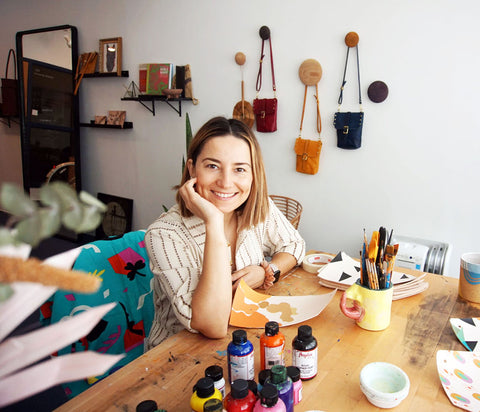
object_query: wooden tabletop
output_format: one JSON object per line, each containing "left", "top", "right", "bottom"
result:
{"left": 55, "top": 261, "right": 480, "bottom": 411}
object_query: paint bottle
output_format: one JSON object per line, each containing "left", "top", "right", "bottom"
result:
{"left": 253, "top": 384, "right": 287, "bottom": 411}
{"left": 260, "top": 321, "right": 285, "bottom": 370}
{"left": 292, "top": 324, "right": 318, "bottom": 380}
{"left": 263, "top": 365, "right": 293, "bottom": 412}
{"left": 227, "top": 329, "right": 255, "bottom": 383}
{"left": 205, "top": 365, "right": 226, "bottom": 398}
{"left": 257, "top": 369, "right": 271, "bottom": 393}
{"left": 224, "top": 379, "right": 257, "bottom": 411}
{"left": 203, "top": 398, "right": 224, "bottom": 411}
{"left": 286, "top": 366, "right": 302, "bottom": 405}
{"left": 191, "top": 377, "right": 222, "bottom": 412}
{"left": 247, "top": 380, "right": 258, "bottom": 399}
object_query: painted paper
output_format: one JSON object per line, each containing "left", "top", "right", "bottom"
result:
{"left": 230, "top": 279, "right": 336, "bottom": 328}
{"left": 436, "top": 350, "right": 480, "bottom": 411}
{"left": 451, "top": 318, "right": 480, "bottom": 352}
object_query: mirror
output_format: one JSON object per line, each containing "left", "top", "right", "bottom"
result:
{"left": 16, "top": 25, "right": 80, "bottom": 200}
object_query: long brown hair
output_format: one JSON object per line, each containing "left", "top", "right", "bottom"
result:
{"left": 176, "top": 117, "right": 269, "bottom": 231}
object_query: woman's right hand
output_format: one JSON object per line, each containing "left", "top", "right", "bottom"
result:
{"left": 178, "top": 177, "right": 224, "bottom": 225}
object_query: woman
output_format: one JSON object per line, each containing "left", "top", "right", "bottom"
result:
{"left": 145, "top": 117, "right": 305, "bottom": 349}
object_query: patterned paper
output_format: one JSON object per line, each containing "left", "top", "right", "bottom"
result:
{"left": 230, "top": 279, "right": 336, "bottom": 328}
{"left": 451, "top": 318, "right": 480, "bottom": 352}
{"left": 436, "top": 350, "right": 480, "bottom": 411}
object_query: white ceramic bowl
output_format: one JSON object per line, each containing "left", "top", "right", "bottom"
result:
{"left": 360, "top": 362, "right": 410, "bottom": 408}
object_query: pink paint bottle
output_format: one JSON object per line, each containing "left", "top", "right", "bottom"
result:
{"left": 253, "top": 384, "right": 286, "bottom": 411}
{"left": 286, "top": 366, "right": 302, "bottom": 405}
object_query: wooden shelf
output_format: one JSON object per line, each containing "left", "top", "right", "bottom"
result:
{"left": 80, "top": 121, "right": 133, "bottom": 129}
{"left": 121, "top": 95, "right": 192, "bottom": 116}
{"left": 83, "top": 71, "right": 129, "bottom": 78}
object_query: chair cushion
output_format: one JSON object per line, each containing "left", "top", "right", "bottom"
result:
{"left": 40, "top": 230, "right": 154, "bottom": 399}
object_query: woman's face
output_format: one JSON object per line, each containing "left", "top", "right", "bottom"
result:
{"left": 189, "top": 135, "right": 253, "bottom": 215}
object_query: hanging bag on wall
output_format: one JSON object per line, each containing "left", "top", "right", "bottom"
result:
{"left": 1, "top": 49, "right": 19, "bottom": 117}
{"left": 333, "top": 32, "right": 364, "bottom": 150}
{"left": 295, "top": 59, "right": 323, "bottom": 175}
{"left": 253, "top": 26, "right": 277, "bottom": 133}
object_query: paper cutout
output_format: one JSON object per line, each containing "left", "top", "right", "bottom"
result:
{"left": 436, "top": 350, "right": 480, "bottom": 411}
{"left": 0, "top": 247, "right": 123, "bottom": 408}
{"left": 230, "top": 279, "right": 336, "bottom": 328}
{"left": 317, "top": 251, "right": 429, "bottom": 300}
{"left": 451, "top": 318, "right": 480, "bottom": 352}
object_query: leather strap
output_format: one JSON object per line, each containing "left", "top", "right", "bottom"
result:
{"left": 5, "top": 49, "right": 16, "bottom": 80}
{"left": 337, "top": 45, "right": 362, "bottom": 109}
{"left": 299, "top": 84, "right": 321, "bottom": 136}
{"left": 256, "top": 37, "right": 276, "bottom": 97}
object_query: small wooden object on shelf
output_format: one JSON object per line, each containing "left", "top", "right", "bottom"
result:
{"left": 163, "top": 88, "right": 183, "bottom": 98}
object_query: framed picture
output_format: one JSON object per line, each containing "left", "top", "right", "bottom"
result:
{"left": 106, "top": 110, "right": 126, "bottom": 127}
{"left": 99, "top": 37, "right": 122, "bottom": 76}
{"left": 96, "top": 193, "right": 133, "bottom": 239}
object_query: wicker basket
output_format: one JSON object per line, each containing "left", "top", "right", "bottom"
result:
{"left": 269, "top": 195, "right": 303, "bottom": 229}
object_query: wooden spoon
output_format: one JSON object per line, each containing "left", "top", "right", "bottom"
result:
{"left": 232, "top": 52, "right": 254, "bottom": 128}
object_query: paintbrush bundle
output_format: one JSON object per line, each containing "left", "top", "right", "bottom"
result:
{"left": 317, "top": 251, "right": 429, "bottom": 300}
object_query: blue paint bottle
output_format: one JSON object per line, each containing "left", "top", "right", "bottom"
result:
{"left": 227, "top": 329, "right": 255, "bottom": 383}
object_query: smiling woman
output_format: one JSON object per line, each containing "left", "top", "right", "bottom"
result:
{"left": 144, "top": 117, "right": 306, "bottom": 349}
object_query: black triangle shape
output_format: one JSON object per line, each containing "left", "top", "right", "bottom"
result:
{"left": 465, "top": 341, "right": 477, "bottom": 351}
{"left": 355, "top": 265, "right": 361, "bottom": 273}
{"left": 400, "top": 274, "right": 409, "bottom": 279}
{"left": 331, "top": 252, "right": 343, "bottom": 263}
{"left": 461, "top": 318, "right": 476, "bottom": 327}
{"left": 339, "top": 272, "right": 352, "bottom": 282}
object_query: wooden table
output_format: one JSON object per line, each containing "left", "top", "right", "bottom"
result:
{"left": 56, "top": 260, "right": 480, "bottom": 411}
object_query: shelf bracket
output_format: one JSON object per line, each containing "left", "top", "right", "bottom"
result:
{"left": 138, "top": 99, "right": 155, "bottom": 116}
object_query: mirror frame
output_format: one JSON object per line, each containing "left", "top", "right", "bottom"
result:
{"left": 15, "top": 24, "right": 81, "bottom": 196}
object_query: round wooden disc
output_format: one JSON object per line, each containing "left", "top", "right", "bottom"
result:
{"left": 298, "top": 59, "right": 323, "bottom": 86}
{"left": 235, "top": 52, "right": 246, "bottom": 66}
{"left": 345, "top": 32, "right": 359, "bottom": 47}
{"left": 233, "top": 101, "right": 255, "bottom": 128}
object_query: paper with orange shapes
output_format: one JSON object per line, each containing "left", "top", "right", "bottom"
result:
{"left": 230, "top": 279, "right": 336, "bottom": 328}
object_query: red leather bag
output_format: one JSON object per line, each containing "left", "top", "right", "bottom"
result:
{"left": 253, "top": 97, "right": 277, "bottom": 133}
{"left": 254, "top": 26, "right": 277, "bottom": 133}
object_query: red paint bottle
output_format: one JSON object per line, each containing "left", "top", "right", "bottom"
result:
{"left": 224, "top": 379, "right": 257, "bottom": 411}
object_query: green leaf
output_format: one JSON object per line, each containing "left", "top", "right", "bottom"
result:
{"left": 74, "top": 205, "right": 104, "bottom": 233}
{"left": 185, "top": 112, "right": 192, "bottom": 151}
{"left": 38, "top": 208, "right": 62, "bottom": 239}
{"left": 48, "top": 182, "right": 83, "bottom": 229}
{"left": 0, "top": 227, "right": 15, "bottom": 246}
{"left": 79, "top": 191, "right": 107, "bottom": 212}
{"left": 15, "top": 215, "right": 42, "bottom": 246}
{"left": 0, "top": 183, "right": 37, "bottom": 217}
{"left": 0, "top": 284, "right": 14, "bottom": 303}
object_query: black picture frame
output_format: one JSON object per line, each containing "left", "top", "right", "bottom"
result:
{"left": 96, "top": 193, "right": 133, "bottom": 239}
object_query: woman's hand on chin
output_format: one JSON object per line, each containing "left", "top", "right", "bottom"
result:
{"left": 231, "top": 265, "right": 265, "bottom": 291}
{"left": 179, "top": 177, "right": 223, "bottom": 224}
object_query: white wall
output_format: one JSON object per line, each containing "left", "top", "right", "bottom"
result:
{"left": 1, "top": 0, "right": 479, "bottom": 277}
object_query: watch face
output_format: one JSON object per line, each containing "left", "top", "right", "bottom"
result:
{"left": 102, "top": 201, "right": 127, "bottom": 236}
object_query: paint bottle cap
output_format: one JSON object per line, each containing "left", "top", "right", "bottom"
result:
{"left": 258, "top": 369, "right": 271, "bottom": 386}
{"left": 232, "top": 329, "right": 247, "bottom": 344}
{"left": 260, "top": 384, "right": 279, "bottom": 407}
{"left": 195, "top": 377, "right": 215, "bottom": 398}
{"left": 265, "top": 321, "right": 279, "bottom": 336}
{"left": 248, "top": 379, "right": 258, "bottom": 396}
{"left": 287, "top": 366, "right": 301, "bottom": 382}
{"left": 270, "top": 365, "right": 287, "bottom": 384}
{"left": 298, "top": 325, "right": 313, "bottom": 340}
{"left": 203, "top": 398, "right": 223, "bottom": 411}
{"left": 136, "top": 400, "right": 158, "bottom": 412}
{"left": 205, "top": 365, "right": 223, "bottom": 381}
{"left": 231, "top": 379, "right": 249, "bottom": 399}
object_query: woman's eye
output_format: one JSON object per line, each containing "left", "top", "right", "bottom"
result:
{"left": 235, "top": 167, "right": 246, "bottom": 173}
{"left": 206, "top": 164, "right": 218, "bottom": 169}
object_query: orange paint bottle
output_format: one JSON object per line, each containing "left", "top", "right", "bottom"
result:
{"left": 260, "top": 321, "right": 285, "bottom": 370}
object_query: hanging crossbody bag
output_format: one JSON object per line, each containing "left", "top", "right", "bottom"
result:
{"left": 294, "top": 79, "right": 322, "bottom": 175}
{"left": 253, "top": 26, "right": 277, "bottom": 133}
{"left": 333, "top": 34, "right": 364, "bottom": 149}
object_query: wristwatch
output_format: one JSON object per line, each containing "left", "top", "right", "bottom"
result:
{"left": 270, "top": 263, "right": 281, "bottom": 283}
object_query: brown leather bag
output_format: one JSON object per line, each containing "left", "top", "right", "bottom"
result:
{"left": 294, "top": 83, "right": 322, "bottom": 175}
{"left": 1, "top": 49, "right": 19, "bottom": 117}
